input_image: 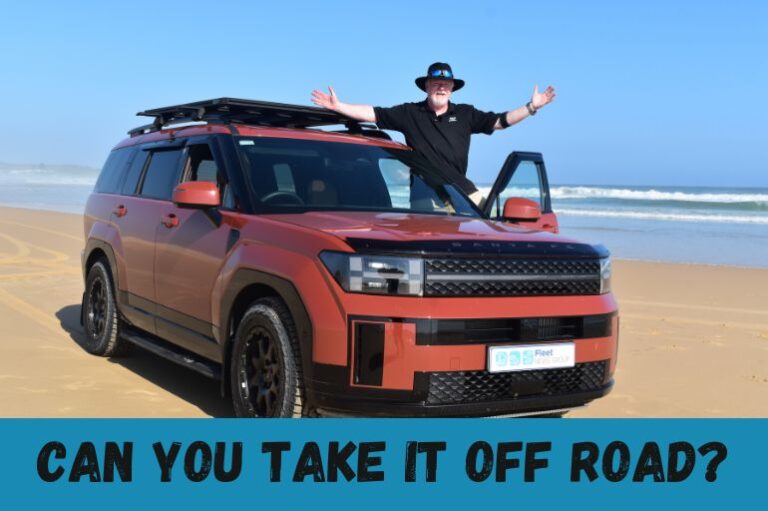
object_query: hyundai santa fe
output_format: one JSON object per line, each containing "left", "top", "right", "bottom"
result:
{"left": 81, "top": 98, "right": 618, "bottom": 417}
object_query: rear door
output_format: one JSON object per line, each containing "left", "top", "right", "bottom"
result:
{"left": 114, "top": 142, "right": 185, "bottom": 334}
{"left": 482, "top": 151, "right": 559, "bottom": 233}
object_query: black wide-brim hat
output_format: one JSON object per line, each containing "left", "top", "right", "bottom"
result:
{"left": 415, "top": 62, "right": 465, "bottom": 92}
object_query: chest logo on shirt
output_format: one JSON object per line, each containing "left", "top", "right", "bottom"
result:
{"left": 448, "top": 116, "right": 457, "bottom": 122}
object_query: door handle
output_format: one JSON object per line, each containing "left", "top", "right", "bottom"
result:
{"left": 113, "top": 205, "right": 127, "bottom": 217}
{"left": 162, "top": 214, "right": 179, "bottom": 228}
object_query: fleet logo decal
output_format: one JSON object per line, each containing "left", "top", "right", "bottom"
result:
{"left": 489, "top": 343, "right": 575, "bottom": 372}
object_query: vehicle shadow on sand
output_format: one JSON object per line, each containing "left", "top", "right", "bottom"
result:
{"left": 56, "top": 304, "right": 235, "bottom": 417}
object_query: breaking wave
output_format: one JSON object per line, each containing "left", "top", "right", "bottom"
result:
{"left": 0, "top": 167, "right": 97, "bottom": 186}
{"left": 550, "top": 186, "right": 768, "bottom": 203}
{"left": 476, "top": 185, "right": 768, "bottom": 212}
{"left": 555, "top": 208, "right": 768, "bottom": 225}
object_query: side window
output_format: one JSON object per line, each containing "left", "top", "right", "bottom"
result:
{"left": 94, "top": 147, "right": 134, "bottom": 194}
{"left": 139, "top": 149, "right": 184, "bottom": 200}
{"left": 491, "top": 161, "right": 543, "bottom": 218}
{"left": 182, "top": 144, "right": 219, "bottom": 183}
{"left": 121, "top": 149, "right": 149, "bottom": 195}
{"left": 180, "top": 143, "right": 236, "bottom": 209}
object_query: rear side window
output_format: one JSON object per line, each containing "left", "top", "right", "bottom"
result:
{"left": 139, "top": 149, "right": 183, "bottom": 200}
{"left": 94, "top": 148, "right": 134, "bottom": 194}
{"left": 121, "top": 149, "right": 149, "bottom": 195}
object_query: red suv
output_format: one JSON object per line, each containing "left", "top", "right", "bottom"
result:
{"left": 82, "top": 98, "right": 618, "bottom": 417}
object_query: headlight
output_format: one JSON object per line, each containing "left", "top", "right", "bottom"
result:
{"left": 319, "top": 251, "right": 424, "bottom": 296}
{"left": 600, "top": 257, "right": 612, "bottom": 294}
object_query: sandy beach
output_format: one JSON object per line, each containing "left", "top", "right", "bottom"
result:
{"left": 0, "top": 205, "right": 766, "bottom": 417}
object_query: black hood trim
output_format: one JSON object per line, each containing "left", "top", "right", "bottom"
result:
{"left": 344, "top": 238, "right": 610, "bottom": 259}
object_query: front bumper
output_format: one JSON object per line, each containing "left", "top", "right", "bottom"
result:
{"left": 302, "top": 283, "right": 619, "bottom": 417}
{"left": 305, "top": 312, "right": 618, "bottom": 417}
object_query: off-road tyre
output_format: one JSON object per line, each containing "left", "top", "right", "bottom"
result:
{"left": 230, "top": 297, "right": 306, "bottom": 418}
{"left": 83, "top": 259, "right": 127, "bottom": 357}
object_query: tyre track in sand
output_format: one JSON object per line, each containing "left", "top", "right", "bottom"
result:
{"left": 0, "top": 223, "right": 78, "bottom": 338}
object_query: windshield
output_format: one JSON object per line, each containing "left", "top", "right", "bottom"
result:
{"left": 236, "top": 137, "right": 481, "bottom": 217}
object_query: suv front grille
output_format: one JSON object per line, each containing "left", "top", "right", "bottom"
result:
{"left": 425, "top": 361, "right": 607, "bottom": 405}
{"left": 424, "top": 258, "right": 601, "bottom": 296}
{"left": 426, "top": 258, "right": 600, "bottom": 275}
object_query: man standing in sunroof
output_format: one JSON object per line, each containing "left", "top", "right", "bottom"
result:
{"left": 311, "top": 62, "right": 555, "bottom": 206}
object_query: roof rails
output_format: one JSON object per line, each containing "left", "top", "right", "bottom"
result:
{"left": 129, "top": 97, "right": 390, "bottom": 140}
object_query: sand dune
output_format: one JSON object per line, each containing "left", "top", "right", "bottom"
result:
{"left": 0, "top": 206, "right": 766, "bottom": 417}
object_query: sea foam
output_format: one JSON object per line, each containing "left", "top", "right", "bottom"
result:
{"left": 476, "top": 185, "right": 768, "bottom": 205}
{"left": 555, "top": 208, "right": 768, "bottom": 225}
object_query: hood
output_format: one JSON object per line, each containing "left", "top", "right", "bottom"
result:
{"left": 264, "top": 211, "right": 580, "bottom": 244}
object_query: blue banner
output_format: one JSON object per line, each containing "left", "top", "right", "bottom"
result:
{"left": 1, "top": 419, "right": 763, "bottom": 509}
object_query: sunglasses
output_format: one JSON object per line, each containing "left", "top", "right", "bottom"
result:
{"left": 429, "top": 69, "right": 453, "bottom": 79}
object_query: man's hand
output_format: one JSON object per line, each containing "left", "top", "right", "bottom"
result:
{"left": 311, "top": 86, "right": 341, "bottom": 111}
{"left": 309, "top": 87, "right": 377, "bottom": 123}
{"left": 494, "top": 84, "right": 558, "bottom": 130}
{"left": 531, "top": 85, "right": 556, "bottom": 110}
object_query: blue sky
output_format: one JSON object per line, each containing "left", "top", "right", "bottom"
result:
{"left": 0, "top": 0, "right": 766, "bottom": 187}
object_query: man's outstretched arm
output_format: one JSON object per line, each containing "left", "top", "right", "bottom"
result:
{"left": 311, "top": 86, "right": 376, "bottom": 123}
{"left": 494, "top": 85, "right": 556, "bottom": 130}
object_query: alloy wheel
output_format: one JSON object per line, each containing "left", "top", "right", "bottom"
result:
{"left": 239, "top": 326, "right": 284, "bottom": 417}
{"left": 87, "top": 276, "right": 106, "bottom": 339}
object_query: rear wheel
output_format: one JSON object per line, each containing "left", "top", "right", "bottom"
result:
{"left": 83, "top": 260, "right": 126, "bottom": 356}
{"left": 230, "top": 298, "right": 306, "bottom": 418}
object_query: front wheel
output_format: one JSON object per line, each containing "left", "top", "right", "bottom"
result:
{"left": 230, "top": 298, "right": 306, "bottom": 418}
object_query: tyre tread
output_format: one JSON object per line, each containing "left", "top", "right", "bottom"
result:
{"left": 231, "top": 297, "right": 307, "bottom": 418}
{"left": 84, "top": 259, "right": 126, "bottom": 357}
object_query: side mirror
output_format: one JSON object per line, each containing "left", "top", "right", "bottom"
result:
{"left": 502, "top": 197, "right": 541, "bottom": 222}
{"left": 172, "top": 181, "right": 220, "bottom": 208}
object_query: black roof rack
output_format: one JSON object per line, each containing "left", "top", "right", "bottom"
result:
{"left": 129, "top": 97, "right": 390, "bottom": 140}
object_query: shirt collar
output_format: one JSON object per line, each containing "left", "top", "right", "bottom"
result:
{"left": 420, "top": 99, "right": 455, "bottom": 116}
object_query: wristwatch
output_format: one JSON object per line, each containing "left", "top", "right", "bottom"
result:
{"left": 526, "top": 101, "right": 538, "bottom": 116}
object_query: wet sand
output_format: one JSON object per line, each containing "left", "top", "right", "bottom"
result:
{"left": 0, "top": 206, "right": 766, "bottom": 417}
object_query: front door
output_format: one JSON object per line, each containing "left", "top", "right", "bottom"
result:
{"left": 153, "top": 138, "right": 233, "bottom": 361}
{"left": 483, "top": 152, "right": 559, "bottom": 233}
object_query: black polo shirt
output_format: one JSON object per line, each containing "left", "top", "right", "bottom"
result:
{"left": 373, "top": 101, "right": 499, "bottom": 194}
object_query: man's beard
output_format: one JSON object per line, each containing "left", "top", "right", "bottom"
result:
{"left": 429, "top": 94, "right": 449, "bottom": 108}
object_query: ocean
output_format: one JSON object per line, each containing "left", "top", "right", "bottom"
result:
{"left": 0, "top": 164, "right": 96, "bottom": 214}
{"left": 477, "top": 183, "right": 768, "bottom": 268}
{"left": 1, "top": 165, "right": 766, "bottom": 268}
